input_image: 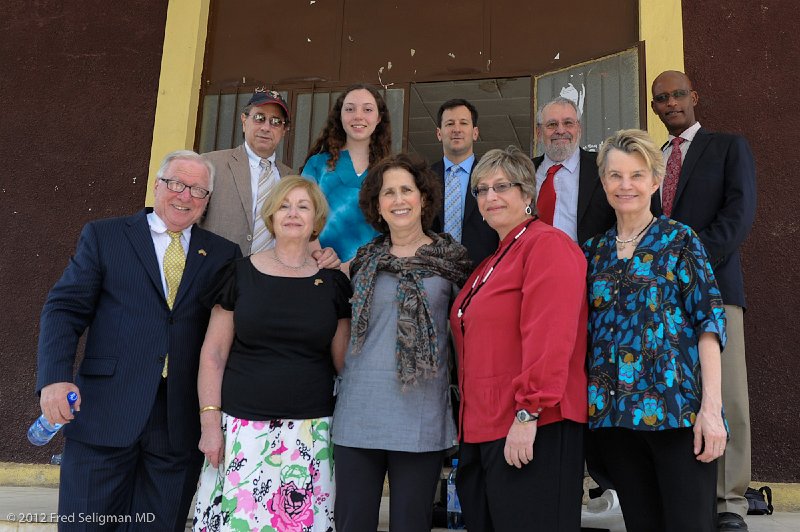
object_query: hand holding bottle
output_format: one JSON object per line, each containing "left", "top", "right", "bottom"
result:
{"left": 29, "top": 390, "right": 79, "bottom": 446}
{"left": 39, "top": 382, "right": 81, "bottom": 426}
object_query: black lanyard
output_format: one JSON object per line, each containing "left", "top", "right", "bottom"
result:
{"left": 457, "top": 217, "right": 537, "bottom": 334}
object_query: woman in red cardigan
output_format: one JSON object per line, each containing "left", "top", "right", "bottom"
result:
{"left": 449, "top": 145, "right": 589, "bottom": 531}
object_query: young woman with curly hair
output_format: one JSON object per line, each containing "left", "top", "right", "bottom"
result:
{"left": 302, "top": 84, "right": 393, "bottom": 271}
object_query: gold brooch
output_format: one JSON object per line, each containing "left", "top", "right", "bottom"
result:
{"left": 198, "top": 249, "right": 207, "bottom": 256}
{"left": 314, "top": 279, "right": 324, "bottom": 286}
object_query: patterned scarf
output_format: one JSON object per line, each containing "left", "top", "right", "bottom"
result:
{"left": 350, "top": 232, "right": 472, "bottom": 387}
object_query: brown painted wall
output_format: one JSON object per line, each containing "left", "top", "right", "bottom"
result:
{"left": 682, "top": 1, "right": 800, "bottom": 482}
{"left": 0, "top": 0, "right": 168, "bottom": 463}
{"left": 203, "top": 0, "right": 638, "bottom": 87}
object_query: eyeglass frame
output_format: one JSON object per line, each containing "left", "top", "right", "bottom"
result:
{"left": 541, "top": 118, "right": 580, "bottom": 132}
{"left": 158, "top": 178, "right": 211, "bottom": 199}
{"left": 471, "top": 182, "right": 522, "bottom": 198}
{"left": 247, "top": 112, "right": 289, "bottom": 128}
{"left": 652, "top": 89, "right": 692, "bottom": 104}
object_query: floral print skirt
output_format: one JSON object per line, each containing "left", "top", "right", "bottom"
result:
{"left": 193, "top": 414, "right": 334, "bottom": 532}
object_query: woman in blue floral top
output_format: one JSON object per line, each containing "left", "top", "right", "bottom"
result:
{"left": 583, "top": 129, "right": 727, "bottom": 532}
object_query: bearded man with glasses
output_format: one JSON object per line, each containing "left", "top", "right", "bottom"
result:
{"left": 532, "top": 97, "right": 615, "bottom": 245}
{"left": 532, "top": 96, "right": 619, "bottom": 512}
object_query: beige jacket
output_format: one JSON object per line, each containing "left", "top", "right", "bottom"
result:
{"left": 200, "top": 144, "right": 295, "bottom": 255}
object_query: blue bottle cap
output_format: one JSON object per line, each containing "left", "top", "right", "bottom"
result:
{"left": 66, "top": 392, "right": 78, "bottom": 405}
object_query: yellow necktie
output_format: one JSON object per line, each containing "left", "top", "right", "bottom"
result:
{"left": 162, "top": 230, "right": 185, "bottom": 377}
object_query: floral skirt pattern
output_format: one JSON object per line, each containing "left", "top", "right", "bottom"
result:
{"left": 193, "top": 414, "right": 334, "bottom": 532}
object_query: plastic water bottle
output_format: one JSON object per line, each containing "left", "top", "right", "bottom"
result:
{"left": 27, "top": 391, "right": 78, "bottom": 446}
{"left": 447, "top": 459, "right": 465, "bottom": 529}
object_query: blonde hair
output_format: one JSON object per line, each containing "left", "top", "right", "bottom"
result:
{"left": 261, "top": 176, "right": 329, "bottom": 241}
{"left": 597, "top": 129, "right": 665, "bottom": 184}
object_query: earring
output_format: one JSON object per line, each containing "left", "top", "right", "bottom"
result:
{"left": 377, "top": 212, "right": 382, "bottom": 222}
{"left": 525, "top": 204, "right": 532, "bottom": 216}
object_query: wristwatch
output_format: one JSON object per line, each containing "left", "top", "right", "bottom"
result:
{"left": 515, "top": 409, "right": 539, "bottom": 423}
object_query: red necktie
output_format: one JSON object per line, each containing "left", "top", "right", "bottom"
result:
{"left": 661, "top": 137, "right": 685, "bottom": 217}
{"left": 537, "top": 163, "right": 562, "bottom": 226}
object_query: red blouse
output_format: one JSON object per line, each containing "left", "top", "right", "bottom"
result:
{"left": 450, "top": 219, "right": 589, "bottom": 443}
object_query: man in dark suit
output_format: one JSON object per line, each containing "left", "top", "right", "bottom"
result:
{"left": 532, "top": 97, "right": 615, "bottom": 245}
{"left": 430, "top": 98, "right": 498, "bottom": 268}
{"left": 651, "top": 70, "right": 757, "bottom": 532}
{"left": 36, "top": 151, "right": 241, "bottom": 530}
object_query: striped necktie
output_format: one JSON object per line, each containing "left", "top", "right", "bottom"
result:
{"left": 162, "top": 230, "right": 185, "bottom": 377}
{"left": 444, "top": 165, "right": 463, "bottom": 242}
{"left": 251, "top": 158, "right": 277, "bottom": 253}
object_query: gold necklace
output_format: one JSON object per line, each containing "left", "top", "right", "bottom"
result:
{"left": 615, "top": 216, "right": 655, "bottom": 250}
{"left": 271, "top": 250, "right": 310, "bottom": 270}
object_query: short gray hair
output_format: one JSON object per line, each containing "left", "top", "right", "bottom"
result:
{"left": 471, "top": 145, "right": 538, "bottom": 211}
{"left": 155, "top": 150, "right": 215, "bottom": 191}
{"left": 536, "top": 96, "right": 582, "bottom": 125}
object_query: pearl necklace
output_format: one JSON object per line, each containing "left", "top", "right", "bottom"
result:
{"left": 615, "top": 216, "right": 655, "bottom": 250}
{"left": 271, "top": 250, "right": 310, "bottom": 271}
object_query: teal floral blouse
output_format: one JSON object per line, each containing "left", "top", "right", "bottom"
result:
{"left": 582, "top": 216, "right": 726, "bottom": 431}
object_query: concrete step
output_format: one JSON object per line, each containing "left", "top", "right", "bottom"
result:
{"left": 2, "top": 486, "right": 798, "bottom": 531}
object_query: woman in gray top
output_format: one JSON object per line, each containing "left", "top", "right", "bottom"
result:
{"left": 333, "top": 153, "right": 471, "bottom": 531}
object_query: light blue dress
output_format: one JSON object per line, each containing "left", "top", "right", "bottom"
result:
{"left": 302, "top": 151, "right": 379, "bottom": 262}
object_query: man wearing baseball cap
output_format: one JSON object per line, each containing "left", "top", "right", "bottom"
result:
{"left": 201, "top": 90, "right": 338, "bottom": 267}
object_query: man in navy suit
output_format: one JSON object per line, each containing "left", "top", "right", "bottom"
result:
{"left": 36, "top": 150, "right": 241, "bottom": 530}
{"left": 651, "top": 70, "right": 757, "bottom": 532}
{"left": 532, "top": 97, "right": 615, "bottom": 245}
{"left": 430, "top": 98, "right": 498, "bottom": 269}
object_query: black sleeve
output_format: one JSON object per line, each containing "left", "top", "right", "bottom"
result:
{"left": 200, "top": 259, "right": 239, "bottom": 311}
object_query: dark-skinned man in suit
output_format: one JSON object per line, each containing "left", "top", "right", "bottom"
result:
{"left": 36, "top": 151, "right": 241, "bottom": 530}
{"left": 651, "top": 70, "right": 756, "bottom": 532}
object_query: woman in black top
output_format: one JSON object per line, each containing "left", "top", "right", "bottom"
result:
{"left": 193, "top": 176, "right": 351, "bottom": 532}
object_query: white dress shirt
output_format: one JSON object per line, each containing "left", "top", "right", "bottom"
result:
{"left": 535, "top": 148, "right": 581, "bottom": 241}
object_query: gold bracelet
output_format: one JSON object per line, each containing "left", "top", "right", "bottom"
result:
{"left": 199, "top": 405, "right": 221, "bottom": 414}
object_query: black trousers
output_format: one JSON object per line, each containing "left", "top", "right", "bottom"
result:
{"left": 456, "top": 420, "right": 585, "bottom": 532}
{"left": 334, "top": 445, "right": 444, "bottom": 532}
{"left": 592, "top": 427, "right": 717, "bottom": 532}
{"left": 585, "top": 426, "right": 614, "bottom": 494}
{"left": 58, "top": 381, "right": 202, "bottom": 531}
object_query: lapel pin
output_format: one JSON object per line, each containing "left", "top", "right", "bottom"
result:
{"left": 314, "top": 279, "right": 324, "bottom": 286}
{"left": 198, "top": 249, "right": 207, "bottom": 256}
